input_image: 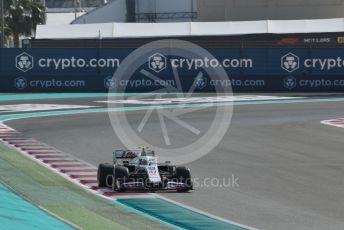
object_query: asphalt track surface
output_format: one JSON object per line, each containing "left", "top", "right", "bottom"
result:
{"left": 4, "top": 94, "right": 344, "bottom": 230}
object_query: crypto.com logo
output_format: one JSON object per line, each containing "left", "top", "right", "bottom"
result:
{"left": 14, "top": 77, "right": 28, "bottom": 90}
{"left": 281, "top": 52, "right": 299, "bottom": 73}
{"left": 283, "top": 76, "right": 297, "bottom": 90}
{"left": 149, "top": 53, "right": 167, "bottom": 72}
{"left": 194, "top": 73, "right": 207, "bottom": 89}
{"left": 16, "top": 52, "right": 34, "bottom": 72}
{"left": 104, "top": 76, "right": 116, "bottom": 89}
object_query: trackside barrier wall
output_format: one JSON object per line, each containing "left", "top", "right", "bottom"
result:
{"left": 1, "top": 48, "right": 344, "bottom": 92}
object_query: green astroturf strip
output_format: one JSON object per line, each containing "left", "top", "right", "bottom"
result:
{"left": 116, "top": 198, "right": 249, "bottom": 230}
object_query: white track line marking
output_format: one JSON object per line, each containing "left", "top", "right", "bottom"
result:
{"left": 97, "top": 95, "right": 304, "bottom": 105}
{"left": 0, "top": 104, "right": 97, "bottom": 113}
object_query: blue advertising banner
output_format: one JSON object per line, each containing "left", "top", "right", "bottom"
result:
{"left": 0, "top": 48, "right": 344, "bottom": 92}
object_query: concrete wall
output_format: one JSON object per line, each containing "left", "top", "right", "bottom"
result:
{"left": 72, "top": 0, "right": 197, "bottom": 24}
{"left": 198, "top": 0, "right": 344, "bottom": 21}
{"left": 46, "top": 12, "right": 85, "bottom": 25}
{"left": 137, "top": 0, "right": 195, "bottom": 13}
{"left": 72, "top": 0, "right": 126, "bottom": 24}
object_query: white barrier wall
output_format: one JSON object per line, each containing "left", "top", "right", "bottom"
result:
{"left": 198, "top": 0, "right": 344, "bottom": 21}
{"left": 36, "top": 19, "right": 344, "bottom": 39}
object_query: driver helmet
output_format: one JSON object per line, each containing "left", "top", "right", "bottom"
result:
{"left": 139, "top": 159, "right": 148, "bottom": 165}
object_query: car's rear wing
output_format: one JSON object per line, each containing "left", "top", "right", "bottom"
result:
{"left": 114, "top": 150, "right": 141, "bottom": 159}
{"left": 112, "top": 149, "right": 156, "bottom": 164}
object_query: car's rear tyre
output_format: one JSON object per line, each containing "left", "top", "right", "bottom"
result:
{"left": 114, "top": 166, "right": 129, "bottom": 192}
{"left": 98, "top": 163, "right": 114, "bottom": 187}
{"left": 158, "top": 165, "right": 176, "bottom": 175}
{"left": 167, "top": 165, "right": 176, "bottom": 175}
{"left": 176, "top": 166, "right": 193, "bottom": 192}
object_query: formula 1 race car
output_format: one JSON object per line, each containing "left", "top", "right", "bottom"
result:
{"left": 97, "top": 147, "right": 193, "bottom": 192}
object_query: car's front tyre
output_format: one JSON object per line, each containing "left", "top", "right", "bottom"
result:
{"left": 97, "top": 163, "right": 114, "bottom": 187}
{"left": 175, "top": 166, "right": 193, "bottom": 192}
{"left": 113, "top": 166, "right": 130, "bottom": 192}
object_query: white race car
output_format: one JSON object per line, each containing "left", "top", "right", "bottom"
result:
{"left": 97, "top": 147, "right": 193, "bottom": 192}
